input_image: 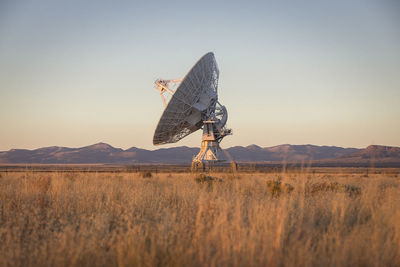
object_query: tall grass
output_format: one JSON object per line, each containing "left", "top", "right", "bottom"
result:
{"left": 0, "top": 170, "right": 399, "bottom": 266}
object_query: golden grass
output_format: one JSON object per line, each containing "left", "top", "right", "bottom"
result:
{"left": 0, "top": 170, "right": 399, "bottom": 266}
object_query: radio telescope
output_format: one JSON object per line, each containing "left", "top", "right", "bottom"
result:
{"left": 153, "top": 52, "right": 232, "bottom": 170}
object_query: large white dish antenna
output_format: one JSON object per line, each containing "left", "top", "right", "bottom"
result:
{"left": 153, "top": 52, "right": 232, "bottom": 170}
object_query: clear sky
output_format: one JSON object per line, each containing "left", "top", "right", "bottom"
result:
{"left": 0, "top": 0, "right": 399, "bottom": 151}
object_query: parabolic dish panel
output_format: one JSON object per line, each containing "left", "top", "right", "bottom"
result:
{"left": 153, "top": 52, "right": 219, "bottom": 145}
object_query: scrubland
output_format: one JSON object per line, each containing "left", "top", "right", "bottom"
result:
{"left": 0, "top": 169, "right": 399, "bottom": 266}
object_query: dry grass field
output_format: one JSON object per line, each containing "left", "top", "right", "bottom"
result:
{"left": 0, "top": 169, "right": 399, "bottom": 266}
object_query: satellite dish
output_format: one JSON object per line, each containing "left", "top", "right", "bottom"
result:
{"left": 153, "top": 52, "right": 232, "bottom": 170}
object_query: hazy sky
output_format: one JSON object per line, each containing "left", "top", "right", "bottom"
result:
{"left": 0, "top": 0, "right": 399, "bottom": 151}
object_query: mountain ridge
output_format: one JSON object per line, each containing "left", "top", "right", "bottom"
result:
{"left": 1, "top": 143, "right": 399, "bottom": 164}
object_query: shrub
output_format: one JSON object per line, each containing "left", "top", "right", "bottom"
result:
{"left": 266, "top": 180, "right": 294, "bottom": 197}
{"left": 141, "top": 172, "right": 152, "bottom": 178}
{"left": 307, "top": 181, "right": 361, "bottom": 197}
{"left": 195, "top": 174, "right": 222, "bottom": 184}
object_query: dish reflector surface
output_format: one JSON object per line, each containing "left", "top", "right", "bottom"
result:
{"left": 153, "top": 52, "right": 219, "bottom": 145}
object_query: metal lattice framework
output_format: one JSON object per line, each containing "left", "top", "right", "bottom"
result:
{"left": 153, "top": 52, "right": 220, "bottom": 145}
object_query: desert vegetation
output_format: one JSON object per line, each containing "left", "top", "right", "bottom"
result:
{"left": 0, "top": 169, "right": 399, "bottom": 266}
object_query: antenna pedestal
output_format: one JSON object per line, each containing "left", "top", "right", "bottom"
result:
{"left": 191, "top": 122, "right": 224, "bottom": 171}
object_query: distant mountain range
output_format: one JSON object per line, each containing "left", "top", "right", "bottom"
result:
{"left": 1, "top": 143, "right": 400, "bottom": 166}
